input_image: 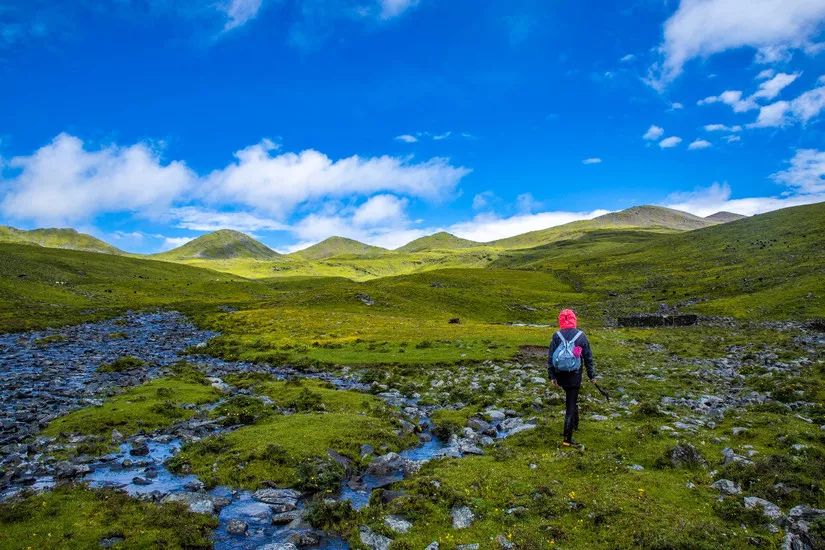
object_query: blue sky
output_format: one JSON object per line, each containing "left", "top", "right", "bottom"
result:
{"left": 1, "top": 0, "right": 824, "bottom": 253}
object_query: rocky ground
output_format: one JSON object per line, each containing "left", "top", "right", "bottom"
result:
{"left": 1, "top": 312, "right": 823, "bottom": 549}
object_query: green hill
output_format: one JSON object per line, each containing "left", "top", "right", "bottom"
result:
{"left": 289, "top": 236, "right": 390, "bottom": 260}
{"left": 705, "top": 211, "right": 747, "bottom": 223}
{"left": 396, "top": 231, "right": 481, "bottom": 252}
{"left": 0, "top": 226, "right": 123, "bottom": 255}
{"left": 488, "top": 205, "right": 715, "bottom": 250}
{"left": 155, "top": 230, "right": 279, "bottom": 260}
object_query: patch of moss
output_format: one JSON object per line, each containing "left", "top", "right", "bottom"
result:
{"left": 97, "top": 355, "right": 145, "bottom": 373}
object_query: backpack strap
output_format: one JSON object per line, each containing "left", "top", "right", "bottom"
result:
{"left": 570, "top": 330, "right": 583, "bottom": 344}
{"left": 556, "top": 331, "right": 567, "bottom": 344}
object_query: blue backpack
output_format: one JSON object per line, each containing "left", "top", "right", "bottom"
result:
{"left": 552, "top": 330, "right": 582, "bottom": 372}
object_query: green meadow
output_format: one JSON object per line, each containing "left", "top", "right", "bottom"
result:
{"left": 0, "top": 203, "right": 823, "bottom": 548}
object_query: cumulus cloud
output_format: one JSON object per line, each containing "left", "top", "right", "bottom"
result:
{"left": 659, "top": 136, "right": 682, "bottom": 148}
{"left": 171, "top": 207, "right": 288, "bottom": 232}
{"left": 395, "top": 134, "right": 418, "bottom": 143}
{"left": 202, "top": 139, "right": 470, "bottom": 218}
{"left": 582, "top": 157, "right": 602, "bottom": 164}
{"left": 698, "top": 90, "right": 755, "bottom": 112}
{"left": 698, "top": 73, "right": 801, "bottom": 114}
{"left": 750, "top": 82, "right": 825, "bottom": 127}
{"left": 0, "top": 133, "right": 195, "bottom": 226}
{"left": 352, "top": 194, "right": 408, "bottom": 226}
{"left": 161, "top": 236, "right": 196, "bottom": 251}
{"left": 643, "top": 125, "right": 665, "bottom": 140}
{"left": 688, "top": 139, "right": 712, "bottom": 150}
{"left": 446, "top": 209, "right": 611, "bottom": 243}
{"left": 771, "top": 148, "right": 825, "bottom": 194}
{"left": 652, "top": 0, "right": 825, "bottom": 85}
{"left": 665, "top": 181, "right": 825, "bottom": 217}
{"left": 704, "top": 123, "right": 742, "bottom": 132}
{"left": 472, "top": 191, "right": 497, "bottom": 210}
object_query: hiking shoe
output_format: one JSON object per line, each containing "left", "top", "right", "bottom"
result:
{"left": 562, "top": 439, "right": 583, "bottom": 449}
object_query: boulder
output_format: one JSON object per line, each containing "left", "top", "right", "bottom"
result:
{"left": 358, "top": 526, "right": 392, "bottom": 550}
{"left": 365, "top": 452, "right": 410, "bottom": 477}
{"left": 669, "top": 443, "right": 706, "bottom": 469}
{"left": 161, "top": 492, "right": 222, "bottom": 515}
{"left": 384, "top": 515, "right": 412, "bottom": 534}
{"left": 711, "top": 479, "right": 741, "bottom": 495}
{"left": 452, "top": 505, "right": 475, "bottom": 529}
{"left": 252, "top": 488, "right": 301, "bottom": 509}
{"left": 744, "top": 496, "right": 783, "bottom": 523}
{"left": 226, "top": 519, "right": 248, "bottom": 535}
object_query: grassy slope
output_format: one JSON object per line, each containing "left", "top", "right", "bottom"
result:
{"left": 0, "top": 243, "right": 278, "bottom": 332}
{"left": 488, "top": 205, "right": 714, "bottom": 250}
{"left": 154, "top": 229, "right": 279, "bottom": 260}
{"left": 169, "top": 378, "right": 416, "bottom": 489}
{"left": 495, "top": 201, "right": 825, "bottom": 319}
{"left": 0, "top": 486, "right": 217, "bottom": 549}
{"left": 0, "top": 226, "right": 123, "bottom": 255}
{"left": 290, "top": 236, "right": 390, "bottom": 260}
{"left": 396, "top": 232, "right": 482, "bottom": 253}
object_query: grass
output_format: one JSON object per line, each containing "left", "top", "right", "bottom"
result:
{"left": 43, "top": 376, "right": 220, "bottom": 440}
{"left": 0, "top": 486, "right": 217, "bottom": 549}
{"left": 169, "top": 378, "right": 418, "bottom": 490}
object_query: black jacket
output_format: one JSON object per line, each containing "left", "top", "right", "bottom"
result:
{"left": 547, "top": 328, "right": 596, "bottom": 388}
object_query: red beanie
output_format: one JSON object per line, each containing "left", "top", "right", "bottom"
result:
{"left": 558, "top": 309, "right": 577, "bottom": 329}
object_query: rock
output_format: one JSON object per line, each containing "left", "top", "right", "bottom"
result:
{"left": 207, "top": 377, "right": 231, "bottom": 393}
{"left": 226, "top": 519, "right": 248, "bottom": 535}
{"left": 590, "top": 414, "right": 609, "bottom": 421}
{"left": 183, "top": 479, "right": 204, "bottom": 492}
{"left": 722, "top": 447, "right": 753, "bottom": 465}
{"left": 467, "top": 417, "right": 495, "bottom": 436}
{"left": 288, "top": 531, "right": 321, "bottom": 546}
{"left": 360, "top": 444, "right": 375, "bottom": 458}
{"left": 110, "top": 429, "right": 124, "bottom": 443}
{"left": 132, "top": 476, "right": 152, "bottom": 486}
{"left": 161, "top": 492, "right": 220, "bottom": 515}
{"left": 384, "top": 514, "right": 412, "bottom": 534}
{"left": 272, "top": 510, "right": 304, "bottom": 525}
{"left": 744, "top": 496, "right": 783, "bottom": 523}
{"left": 617, "top": 314, "right": 698, "bottom": 327}
{"left": 99, "top": 536, "right": 125, "bottom": 548}
{"left": 731, "top": 427, "right": 748, "bottom": 436}
{"left": 129, "top": 440, "right": 150, "bottom": 456}
{"left": 788, "top": 504, "right": 825, "bottom": 523}
{"left": 495, "top": 534, "right": 515, "bottom": 549}
{"left": 669, "top": 443, "right": 707, "bottom": 469}
{"left": 356, "top": 293, "right": 375, "bottom": 306}
{"left": 782, "top": 532, "right": 812, "bottom": 550}
{"left": 252, "top": 488, "right": 301, "bottom": 509}
{"left": 629, "top": 464, "right": 644, "bottom": 471}
{"left": 256, "top": 544, "right": 298, "bottom": 550}
{"left": 486, "top": 410, "right": 506, "bottom": 422}
{"left": 711, "top": 479, "right": 741, "bottom": 495}
{"left": 451, "top": 505, "right": 475, "bottom": 529}
{"left": 424, "top": 543, "right": 439, "bottom": 550}
{"left": 457, "top": 544, "right": 480, "bottom": 550}
{"left": 366, "top": 452, "right": 410, "bottom": 477}
{"left": 359, "top": 526, "right": 392, "bottom": 550}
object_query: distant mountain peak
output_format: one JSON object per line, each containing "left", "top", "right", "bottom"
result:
{"left": 290, "top": 236, "right": 390, "bottom": 260}
{"left": 157, "top": 229, "right": 279, "bottom": 260}
{"left": 397, "top": 232, "right": 480, "bottom": 252}
{"left": 0, "top": 225, "right": 123, "bottom": 255}
{"left": 705, "top": 211, "right": 747, "bottom": 223}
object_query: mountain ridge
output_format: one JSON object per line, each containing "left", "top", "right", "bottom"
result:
{"left": 0, "top": 226, "right": 124, "bottom": 255}
{"left": 155, "top": 229, "right": 279, "bottom": 260}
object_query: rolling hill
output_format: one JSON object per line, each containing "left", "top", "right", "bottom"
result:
{"left": 396, "top": 232, "right": 481, "bottom": 252}
{"left": 155, "top": 230, "right": 279, "bottom": 260}
{"left": 289, "top": 236, "right": 390, "bottom": 260}
{"left": 0, "top": 226, "right": 124, "bottom": 255}
{"left": 705, "top": 211, "right": 747, "bottom": 223}
{"left": 487, "top": 205, "right": 718, "bottom": 250}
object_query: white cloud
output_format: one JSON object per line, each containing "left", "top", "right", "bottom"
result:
{"left": 620, "top": 53, "right": 636, "bottom": 62}
{"left": 171, "top": 207, "right": 287, "bottom": 232}
{"left": 643, "top": 125, "right": 665, "bottom": 140}
{"left": 221, "top": 0, "right": 264, "bottom": 31}
{"left": 665, "top": 181, "right": 825, "bottom": 217}
{"left": 582, "top": 157, "right": 602, "bottom": 164}
{"left": 670, "top": 102, "right": 685, "bottom": 110}
{"left": 698, "top": 90, "right": 755, "bottom": 112}
{"left": 395, "top": 134, "right": 418, "bottom": 143}
{"left": 161, "top": 236, "right": 195, "bottom": 251}
{"left": 752, "top": 72, "right": 801, "bottom": 100}
{"left": 659, "top": 136, "right": 682, "bottom": 148}
{"left": 750, "top": 82, "right": 825, "bottom": 127}
{"left": 352, "top": 194, "right": 408, "bottom": 226}
{"left": 446, "top": 209, "right": 611, "bottom": 243}
{"left": 688, "top": 139, "right": 712, "bottom": 150}
{"left": 704, "top": 123, "right": 742, "bottom": 132}
{"left": 771, "top": 148, "right": 825, "bottom": 194}
{"left": 515, "top": 193, "right": 544, "bottom": 214}
{"left": 725, "top": 134, "right": 742, "bottom": 143}
{"left": 472, "top": 191, "right": 496, "bottom": 210}
{"left": 203, "top": 139, "right": 470, "bottom": 218}
{"left": 653, "top": 0, "right": 825, "bottom": 85}
{"left": 756, "top": 68, "right": 776, "bottom": 80}
{"left": 0, "top": 133, "right": 195, "bottom": 225}
{"left": 379, "top": 0, "right": 419, "bottom": 19}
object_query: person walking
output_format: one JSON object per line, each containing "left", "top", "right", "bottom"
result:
{"left": 548, "top": 308, "right": 598, "bottom": 448}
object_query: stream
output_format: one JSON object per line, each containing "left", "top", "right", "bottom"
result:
{"left": 0, "top": 311, "right": 536, "bottom": 549}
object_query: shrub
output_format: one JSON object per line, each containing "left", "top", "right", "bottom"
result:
{"left": 98, "top": 356, "right": 145, "bottom": 373}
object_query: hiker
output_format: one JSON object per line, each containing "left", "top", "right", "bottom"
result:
{"left": 548, "top": 308, "right": 598, "bottom": 448}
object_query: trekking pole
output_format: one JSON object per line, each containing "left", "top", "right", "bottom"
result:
{"left": 593, "top": 381, "right": 610, "bottom": 401}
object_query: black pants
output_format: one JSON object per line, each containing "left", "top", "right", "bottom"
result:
{"left": 563, "top": 385, "right": 580, "bottom": 441}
